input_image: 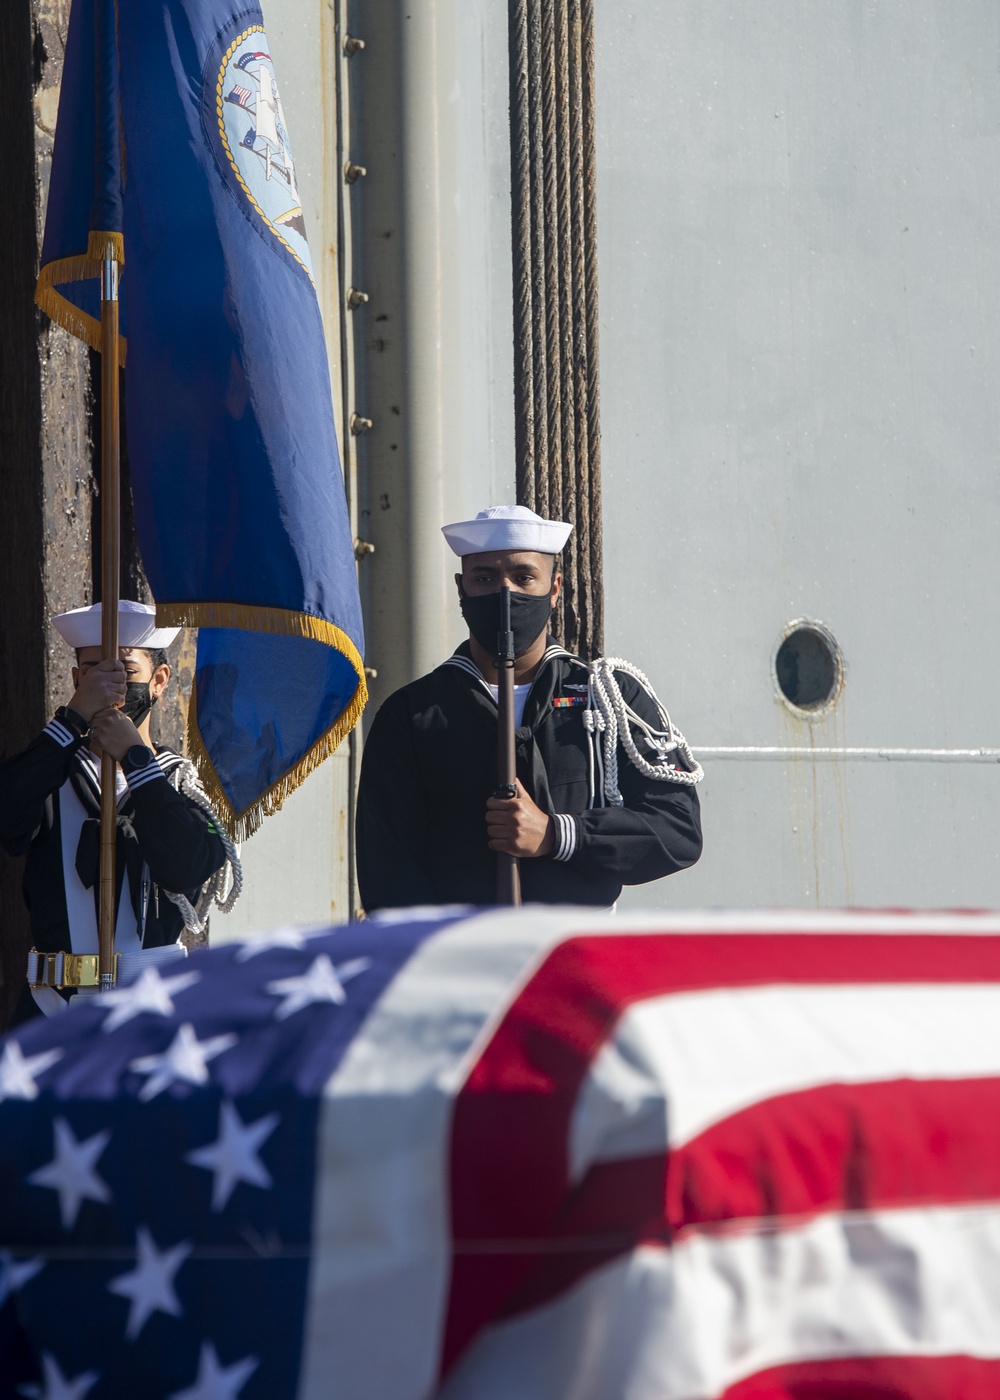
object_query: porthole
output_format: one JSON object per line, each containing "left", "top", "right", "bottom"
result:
{"left": 773, "top": 620, "right": 843, "bottom": 716}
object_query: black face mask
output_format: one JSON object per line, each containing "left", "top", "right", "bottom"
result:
{"left": 460, "top": 587, "right": 553, "bottom": 658}
{"left": 123, "top": 682, "right": 156, "bottom": 727}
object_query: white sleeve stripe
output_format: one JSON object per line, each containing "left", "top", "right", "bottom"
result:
{"left": 553, "top": 813, "right": 577, "bottom": 862}
{"left": 44, "top": 720, "right": 77, "bottom": 749}
{"left": 126, "top": 766, "right": 168, "bottom": 792}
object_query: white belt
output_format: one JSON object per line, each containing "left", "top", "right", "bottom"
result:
{"left": 28, "top": 942, "right": 188, "bottom": 1016}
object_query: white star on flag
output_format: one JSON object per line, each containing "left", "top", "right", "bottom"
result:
{"left": 129, "top": 1024, "right": 237, "bottom": 1102}
{"left": 27, "top": 1118, "right": 111, "bottom": 1230}
{"left": 17, "top": 1351, "right": 98, "bottom": 1400}
{"left": 234, "top": 927, "right": 308, "bottom": 961}
{"left": 0, "top": 1251, "right": 44, "bottom": 1307}
{"left": 0, "top": 1041, "right": 62, "bottom": 1104}
{"left": 266, "top": 954, "right": 371, "bottom": 1020}
{"left": 100, "top": 966, "right": 201, "bottom": 1034}
{"left": 185, "top": 1100, "right": 280, "bottom": 1211}
{"left": 168, "top": 1342, "right": 258, "bottom": 1400}
{"left": 107, "top": 1226, "right": 191, "bottom": 1341}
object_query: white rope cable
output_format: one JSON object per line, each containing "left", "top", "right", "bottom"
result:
{"left": 162, "top": 761, "right": 244, "bottom": 936}
{"left": 586, "top": 658, "right": 703, "bottom": 808}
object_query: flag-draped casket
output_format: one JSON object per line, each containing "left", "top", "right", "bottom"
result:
{"left": 1, "top": 908, "right": 999, "bottom": 1398}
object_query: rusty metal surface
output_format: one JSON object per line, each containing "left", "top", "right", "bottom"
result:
{"left": 0, "top": 0, "right": 94, "bottom": 1028}
{"left": 34, "top": 0, "right": 94, "bottom": 717}
{"left": 34, "top": 0, "right": 95, "bottom": 718}
{"left": 39, "top": 329, "right": 93, "bottom": 714}
{"left": 0, "top": 0, "right": 48, "bottom": 1027}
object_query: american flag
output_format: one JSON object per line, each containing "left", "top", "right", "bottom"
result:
{"left": 1, "top": 908, "right": 999, "bottom": 1398}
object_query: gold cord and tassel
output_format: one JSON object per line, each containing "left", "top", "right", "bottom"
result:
{"left": 35, "top": 230, "right": 128, "bottom": 365}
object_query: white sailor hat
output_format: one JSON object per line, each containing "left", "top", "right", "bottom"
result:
{"left": 441, "top": 504, "right": 572, "bottom": 557}
{"left": 51, "top": 600, "right": 180, "bottom": 650}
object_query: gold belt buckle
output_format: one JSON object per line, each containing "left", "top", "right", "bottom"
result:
{"left": 27, "top": 950, "right": 117, "bottom": 989}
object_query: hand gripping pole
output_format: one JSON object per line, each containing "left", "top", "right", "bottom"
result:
{"left": 98, "top": 246, "right": 121, "bottom": 990}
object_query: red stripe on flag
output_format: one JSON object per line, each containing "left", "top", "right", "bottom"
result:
{"left": 444, "top": 931, "right": 1000, "bottom": 1372}
{"left": 719, "top": 1353, "right": 1000, "bottom": 1398}
{"left": 499, "top": 1076, "right": 1000, "bottom": 1319}
{"left": 483, "top": 1155, "right": 666, "bottom": 1322}
{"left": 669, "top": 1076, "right": 1000, "bottom": 1235}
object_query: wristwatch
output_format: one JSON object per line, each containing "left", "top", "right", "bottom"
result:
{"left": 55, "top": 705, "right": 89, "bottom": 738}
{"left": 122, "top": 744, "right": 156, "bottom": 775}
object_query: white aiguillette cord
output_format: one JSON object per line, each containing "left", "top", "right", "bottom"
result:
{"left": 583, "top": 657, "right": 703, "bottom": 809}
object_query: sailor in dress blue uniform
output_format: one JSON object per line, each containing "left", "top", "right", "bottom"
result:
{"left": 0, "top": 601, "right": 240, "bottom": 1022}
{"left": 356, "top": 507, "right": 703, "bottom": 912}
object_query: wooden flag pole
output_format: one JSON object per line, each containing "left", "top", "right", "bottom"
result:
{"left": 98, "top": 245, "right": 121, "bottom": 990}
{"left": 494, "top": 587, "right": 522, "bottom": 906}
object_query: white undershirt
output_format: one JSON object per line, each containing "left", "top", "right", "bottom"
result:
{"left": 487, "top": 682, "right": 532, "bottom": 728}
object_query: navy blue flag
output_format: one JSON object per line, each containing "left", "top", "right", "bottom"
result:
{"left": 35, "top": 0, "right": 124, "bottom": 355}
{"left": 37, "top": 0, "right": 366, "bottom": 835}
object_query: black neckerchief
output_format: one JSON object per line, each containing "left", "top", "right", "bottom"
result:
{"left": 67, "top": 747, "right": 178, "bottom": 927}
{"left": 440, "top": 638, "right": 589, "bottom": 809}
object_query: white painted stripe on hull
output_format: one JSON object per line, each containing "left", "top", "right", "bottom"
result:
{"left": 572, "top": 982, "right": 1000, "bottom": 1177}
{"left": 695, "top": 745, "right": 1000, "bottom": 762}
{"left": 439, "top": 1204, "right": 1000, "bottom": 1400}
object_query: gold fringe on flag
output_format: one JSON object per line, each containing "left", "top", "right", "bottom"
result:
{"left": 156, "top": 602, "right": 368, "bottom": 840}
{"left": 34, "top": 230, "right": 127, "bottom": 365}
{"left": 155, "top": 603, "right": 364, "bottom": 670}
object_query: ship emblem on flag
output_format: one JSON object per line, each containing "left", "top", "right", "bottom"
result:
{"left": 210, "top": 26, "right": 311, "bottom": 268}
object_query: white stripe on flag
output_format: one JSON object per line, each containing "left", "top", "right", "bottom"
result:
{"left": 438, "top": 1204, "right": 1000, "bottom": 1400}
{"left": 299, "top": 907, "right": 582, "bottom": 1400}
{"left": 571, "top": 981, "right": 1000, "bottom": 1178}
{"left": 552, "top": 909, "right": 1000, "bottom": 937}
